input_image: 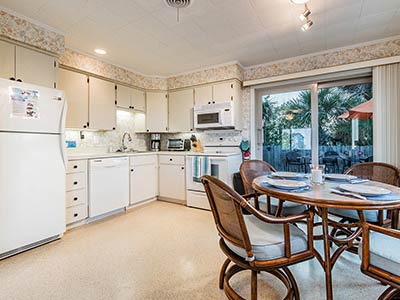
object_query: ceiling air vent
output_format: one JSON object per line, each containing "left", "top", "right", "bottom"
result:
{"left": 164, "top": 0, "right": 193, "bottom": 22}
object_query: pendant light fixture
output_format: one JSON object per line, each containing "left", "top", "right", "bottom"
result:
{"left": 290, "top": 0, "right": 314, "bottom": 31}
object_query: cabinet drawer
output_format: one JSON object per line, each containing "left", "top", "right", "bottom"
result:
{"left": 66, "top": 172, "right": 86, "bottom": 191}
{"left": 67, "top": 160, "right": 87, "bottom": 174}
{"left": 130, "top": 155, "right": 157, "bottom": 166}
{"left": 66, "top": 189, "right": 87, "bottom": 208}
{"left": 66, "top": 204, "right": 88, "bottom": 224}
{"left": 159, "top": 155, "right": 185, "bottom": 165}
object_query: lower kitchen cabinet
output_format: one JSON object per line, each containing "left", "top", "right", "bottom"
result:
{"left": 130, "top": 155, "right": 158, "bottom": 205}
{"left": 66, "top": 159, "right": 88, "bottom": 226}
{"left": 158, "top": 155, "right": 186, "bottom": 203}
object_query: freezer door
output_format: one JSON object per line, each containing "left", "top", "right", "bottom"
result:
{"left": 0, "top": 79, "right": 66, "bottom": 134}
{"left": 0, "top": 132, "right": 66, "bottom": 255}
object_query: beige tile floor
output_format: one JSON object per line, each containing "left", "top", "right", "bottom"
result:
{"left": 0, "top": 201, "right": 386, "bottom": 300}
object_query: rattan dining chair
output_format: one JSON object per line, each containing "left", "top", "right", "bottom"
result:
{"left": 201, "top": 175, "right": 315, "bottom": 300}
{"left": 240, "top": 160, "right": 307, "bottom": 216}
{"left": 360, "top": 223, "right": 400, "bottom": 300}
{"left": 329, "top": 162, "right": 400, "bottom": 228}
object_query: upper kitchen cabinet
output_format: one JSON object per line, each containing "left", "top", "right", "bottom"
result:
{"left": 194, "top": 85, "right": 212, "bottom": 107}
{"left": 15, "top": 46, "right": 56, "bottom": 88}
{"left": 116, "top": 84, "right": 131, "bottom": 109}
{"left": 146, "top": 91, "right": 168, "bottom": 132}
{"left": 89, "top": 77, "right": 117, "bottom": 130}
{"left": 0, "top": 40, "right": 15, "bottom": 80}
{"left": 116, "top": 85, "right": 146, "bottom": 112}
{"left": 213, "top": 81, "right": 240, "bottom": 103}
{"left": 194, "top": 80, "right": 241, "bottom": 107}
{"left": 0, "top": 40, "right": 56, "bottom": 88}
{"left": 58, "top": 68, "right": 89, "bottom": 129}
{"left": 168, "top": 89, "right": 194, "bottom": 132}
{"left": 131, "top": 88, "right": 146, "bottom": 112}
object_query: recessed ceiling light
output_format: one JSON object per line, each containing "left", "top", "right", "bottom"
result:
{"left": 301, "top": 20, "right": 313, "bottom": 31}
{"left": 290, "top": 0, "right": 309, "bottom": 4}
{"left": 94, "top": 49, "right": 107, "bottom": 55}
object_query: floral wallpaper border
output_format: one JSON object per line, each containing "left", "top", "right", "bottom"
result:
{"left": 167, "top": 63, "right": 244, "bottom": 90}
{"left": 0, "top": 10, "right": 64, "bottom": 56}
{"left": 60, "top": 49, "right": 168, "bottom": 90}
{"left": 244, "top": 38, "right": 400, "bottom": 81}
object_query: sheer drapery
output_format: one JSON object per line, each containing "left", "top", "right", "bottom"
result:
{"left": 373, "top": 63, "right": 400, "bottom": 167}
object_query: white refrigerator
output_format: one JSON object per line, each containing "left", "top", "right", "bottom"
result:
{"left": 0, "top": 78, "right": 67, "bottom": 259}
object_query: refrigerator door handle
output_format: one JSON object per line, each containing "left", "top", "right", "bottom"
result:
{"left": 59, "top": 94, "right": 67, "bottom": 170}
{"left": 60, "top": 133, "right": 67, "bottom": 170}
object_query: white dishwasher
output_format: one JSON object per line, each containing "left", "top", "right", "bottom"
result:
{"left": 89, "top": 157, "right": 129, "bottom": 218}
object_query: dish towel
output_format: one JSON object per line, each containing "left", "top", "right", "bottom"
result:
{"left": 192, "top": 156, "right": 202, "bottom": 182}
{"left": 201, "top": 156, "right": 211, "bottom": 177}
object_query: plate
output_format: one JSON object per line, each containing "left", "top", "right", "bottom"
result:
{"left": 270, "top": 172, "right": 306, "bottom": 179}
{"left": 325, "top": 174, "right": 357, "bottom": 181}
{"left": 338, "top": 184, "right": 391, "bottom": 196}
{"left": 264, "top": 178, "right": 308, "bottom": 190}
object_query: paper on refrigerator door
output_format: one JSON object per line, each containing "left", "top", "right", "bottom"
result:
{"left": 9, "top": 87, "right": 40, "bottom": 119}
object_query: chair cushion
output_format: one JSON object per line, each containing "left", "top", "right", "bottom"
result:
{"left": 329, "top": 208, "right": 387, "bottom": 223}
{"left": 225, "top": 215, "right": 309, "bottom": 261}
{"left": 258, "top": 195, "right": 307, "bottom": 216}
{"left": 358, "top": 230, "right": 400, "bottom": 277}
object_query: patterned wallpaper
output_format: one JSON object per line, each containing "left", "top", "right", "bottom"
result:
{"left": 167, "top": 63, "right": 243, "bottom": 90}
{"left": 60, "top": 49, "right": 168, "bottom": 90}
{"left": 0, "top": 10, "right": 64, "bottom": 55}
{"left": 244, "top": 38, "right": 400, "bottom": 81}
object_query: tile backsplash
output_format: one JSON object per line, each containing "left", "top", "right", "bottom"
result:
{"left": 66, "top": 110, "right": 149, "bottom": 153}
{"left": 66, "top": 110, "right": 246, "bottom": 153}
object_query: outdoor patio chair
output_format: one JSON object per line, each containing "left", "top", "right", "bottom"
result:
{"left": 322, "top": 150, "right": 339, "bottom": 173}
{"left": 240, "top": 160, "right": 307, "bottom": 216}
{"left": 285, "top": 151, "right": 305, "bottom": 172}
{"left": 201, "top": 175, "right": 315, "bottom": 300}
{"left": 360, "top": 224, "right": 400, "bottom": 300}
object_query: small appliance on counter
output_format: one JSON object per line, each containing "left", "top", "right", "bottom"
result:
{"left": 150, "top": 133, "right": 161, "bottom": 152}
{"left": 167, "top": 139, "right": 184, "bottom": 151}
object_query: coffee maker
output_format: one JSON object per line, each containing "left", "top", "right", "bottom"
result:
{"left": 150, "top": 133, "right": 161, "bottom": 152}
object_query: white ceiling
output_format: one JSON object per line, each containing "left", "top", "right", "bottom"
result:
{"left": 1, "top": 0, "right": 400, "bottom": 76}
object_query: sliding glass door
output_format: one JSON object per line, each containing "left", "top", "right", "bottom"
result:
{"left": 258, "top": 77, "right": 373, "bottom": 173}
{"left": 261, "top": 88, "right": 312, "bottom": 172}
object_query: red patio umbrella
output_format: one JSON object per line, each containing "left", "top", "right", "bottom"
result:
{"left": 338, "top": 99, "right": 374, "bottom": 120}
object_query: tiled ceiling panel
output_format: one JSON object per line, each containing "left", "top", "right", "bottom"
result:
{"left": 1, "top": 0, "right": 400, "bottom": 75}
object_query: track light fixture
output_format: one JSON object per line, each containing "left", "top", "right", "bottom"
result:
{"left": 301, "top": 19, "right": 313, "bottom": 31}
{"left": 290, "top": 1, "right": 314, "bottom": 32}
{"left": 299, "top": 4, "right": 311, "bottom": 21}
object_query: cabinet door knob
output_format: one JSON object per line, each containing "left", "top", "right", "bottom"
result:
{"left": 9, "top": 77, "right": 15, "bottom": 81}
{"left": 16, "top": 79, "right": 22, "bottom": 82}
{"left": 83, "top": 125, "right": 87, "bottom": 128}
{"left": 73, "top": 181, "right": 78, "bottom": 185}
{"left": 181, "top": 167, "right": 185, "bottom": 170}
{"left": 208, "top": 101, "right": 211, "bottom": 104}
{"left": 73, "top": 165, "right": 78, "bottom": 169}
{"left": 131, "top": 169, "right": 134, "bottom": 172}
{"left": 74, "top": 213, "right": 79, "bottom": 217}
{"left": 212, "top": 101, "right": 215, "bottom": 104}
{"left": 73, "top": 197, "right": 78, "bottom": 201}
{"left": 169, "top": 158, "right": 173, "bottom": 161}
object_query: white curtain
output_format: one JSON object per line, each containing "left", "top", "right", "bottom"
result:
{"left": 373, "top": 63, "right": 400, "bottom": 167}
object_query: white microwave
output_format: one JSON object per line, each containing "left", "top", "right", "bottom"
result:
{"left": 194, "top": 102, "right": 234, "bottom": 129}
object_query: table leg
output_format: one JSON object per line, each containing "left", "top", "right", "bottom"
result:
{"left": 321, "top": 208, "right": 333, "bottom": 300}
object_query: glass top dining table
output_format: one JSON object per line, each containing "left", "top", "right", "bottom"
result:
{"left": 252, "top": 175, "right": 400, "bottom": 300}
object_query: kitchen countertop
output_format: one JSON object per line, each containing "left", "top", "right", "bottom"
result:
{"left": 67, "top": 150, "right": 241, "bottom": 160}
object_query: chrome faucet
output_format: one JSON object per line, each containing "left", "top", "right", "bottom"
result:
{"left": 121, "top": 132, "right": 132, "bottom": 152}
